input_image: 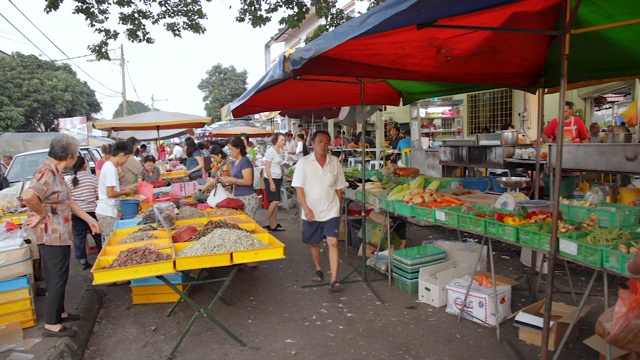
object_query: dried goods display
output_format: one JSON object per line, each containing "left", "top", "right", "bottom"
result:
{"left": 208, "top": 208, "right": 242, "bottom": 217}
{"left": 219, "top": 216, "right": 252, "bottom": 224}
{"left": 178, "top": 206, "right": 206, "bottom": 220}
{"left": 177, "top": 228, "right": 267, "bottom": 257}
{"left": 190, "top": 220, "right": 243, "bottom": 242}
{"left": 140, "top": 209, "right": 157, "bottom": 225}
{"left": 118, "top": 231, "right": 160, "bottom": 244}
{"left": 105, "top": 246, "right": 171, "bottom": 269}
{"left": 135, "top": 224, "right": 158, "bottom": 233}
{"left": 140, "top": 242, "right": 172, "bottom": 250}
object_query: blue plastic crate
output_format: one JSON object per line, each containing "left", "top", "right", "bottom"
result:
{"left": 130, "top": 272, "right": 187, "bottom": 287}
{"left": 113, "top": 218, "right": 143, "bottom": 229}
{"left": 0, "top": 275, "right": 30, "bottom": 292}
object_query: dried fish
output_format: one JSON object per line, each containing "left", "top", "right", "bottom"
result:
{"left": 177, "top": 228, "right": 268, "bottom": 257}
{"left": 208, "top": 208, "right": 242, "bottom": 217}
{"left": 219, "top": 217, "right": 251, "bottom": 224}
{"left": 178, "top": 206, "right": 206, "bottom": 220}
{"left": 105, "top": 246, "right": 171, "bottom": 268}
{"left": 190, "top": 220, "right": 244, "bottom": 241}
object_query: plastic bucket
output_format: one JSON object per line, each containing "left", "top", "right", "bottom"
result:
{"left": 542, "top": 174, "right": 578, "bottom": 198}
{"left": 618, "top": 187, "right": 640, "bottom": 206}
{"left": 461, "top": 177, "right": 490, "bottom": 192}
{"left": 121, "top": 199, "right": 140, "bottom": 220}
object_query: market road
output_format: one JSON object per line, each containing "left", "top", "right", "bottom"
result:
{"left": 5, "top": 207, "right": 613, "bottom": 360}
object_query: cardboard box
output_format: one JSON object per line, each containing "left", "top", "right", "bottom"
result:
{"left": 358, "top": 240, "right": 406, "bottom": 258}
{"left": 418, "top": 261, "right": 474, "bottom": 307}
{"left": 513, "top": 300, "right": 592, "bottom": 351}
{"left": 584, "top": 335, "right": 638, "bottom": 360}
{"left": 0, "top": 245, "right": 33, "bottom": 282}
{"left": 445, "top": 274, "right": 514, "bottom": 327}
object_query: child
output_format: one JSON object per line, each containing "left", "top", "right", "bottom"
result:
{"left": 95, "top": 141, "right": 137, "bottom": 246}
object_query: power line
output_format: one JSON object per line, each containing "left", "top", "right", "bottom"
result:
{"left": 6, "top": 0, "right": 120, "bottom": 95}
{"left": 125, "top": 62, "right": 143, "bottom": 103}
{"left": 0, "top": 11, "right": 53, "bottom": 60}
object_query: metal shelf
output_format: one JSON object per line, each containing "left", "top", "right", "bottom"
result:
{"left": 421, "top": 129, "right": 458, "bottom": 133}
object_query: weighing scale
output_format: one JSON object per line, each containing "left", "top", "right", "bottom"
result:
{"left": 494, "top": 177, "right": 530, "bottom": 210}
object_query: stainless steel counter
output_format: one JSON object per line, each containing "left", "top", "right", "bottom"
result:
{"left": 548, "top": 143, "right": 640, "bottom": 174}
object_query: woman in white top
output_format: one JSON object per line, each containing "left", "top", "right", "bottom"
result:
{"left": 263, "top": 133, "right": 286, "bottom": 231}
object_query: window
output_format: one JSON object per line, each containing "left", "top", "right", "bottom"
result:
{"left": 466, "top": 89, "right": 513, "bottom": 135}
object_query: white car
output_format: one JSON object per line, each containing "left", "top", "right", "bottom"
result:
{"left": 4, "top": 146, "right": 103, "bottom": 189}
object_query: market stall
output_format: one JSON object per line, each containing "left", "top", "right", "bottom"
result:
{"left": 90, "top": 187, "right": 286, "bottom": 359}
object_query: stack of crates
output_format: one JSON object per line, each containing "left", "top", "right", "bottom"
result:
{"left": 0, "top": 275, "right": 36, "bottom": 328}
{"left": 392, "top": 245, "right": 446, "bottom": 294}
{"left": 130, "top": 272, "right": 187, "bottom": 304}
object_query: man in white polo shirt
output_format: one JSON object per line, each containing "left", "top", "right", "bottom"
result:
{"left": 292, "top": 130, "right": 347, "bottom": 293}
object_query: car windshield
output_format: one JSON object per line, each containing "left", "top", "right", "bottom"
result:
{"left": 6, "top": 152, "right": 49, "bottom": 183}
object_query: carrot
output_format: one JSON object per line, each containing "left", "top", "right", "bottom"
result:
{"left": 443, "top": 195, "right": 464, "bottom": 205}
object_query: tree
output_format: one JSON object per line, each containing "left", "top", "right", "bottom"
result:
{"left": 0, "top": 52, "right": 101, "bottom": 132}
{"left": 42, "top": 0, "right": 385, "bottom": 60}
{"left": 112, "top": 101, "right": 151, "bottom": 119}
{"left": 198, "top": 64, "right": 248, "bottom": 121}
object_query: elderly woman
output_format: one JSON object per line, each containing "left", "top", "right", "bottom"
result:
{"left": 219, "top": 136, "right": 260, "bottom": 219}
{"left": 138, "top": 155, "right": 161, "bottom": 182}
{"left": 23, "top": 134, "right": 102, "bottom": 338}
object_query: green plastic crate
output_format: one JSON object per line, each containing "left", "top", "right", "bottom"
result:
{"left": 392, "top": 273, "right": 419, "bottom": 294}
{"left": 592, "top": 204, "right": 633, "bottom": 228}
{"left": 518, "top": 223, "right": 553, "bottom": 252}
{"left": 558, "top": 231, "right": 603, "bottom": 267}
{"left": 394, "top": 202, "right": 415, "bottom": 217}
{"left": 392, "top": 267, "right": 421, "bottom": 280}
{"left": 433, "top": 208, "right": 459, "bottom": 227}
{"left": 392, "top": 245, "right": 446, "bottom": 266}
{"left": 602, "top": 242, "right": 636, "bottom": 276}
{"left": 559, "top": 203, "right": 592, "bottom": 223}
{"left": 452, "top": 205, "right": 495, "bottom": 235}
{"left": 484, "top": 220, "right": 520, "bottom": 243}
{"left": 356, "top": 190, "right": 365, "bottom": 201}
{"left": 414, "top": 206, "right": 435, "bottom": 222}
{"left": 391, "top": 258, "right": 446, "bottom": 273}
{"left": 365, "top": 170, "right": 382, "bottom": 179}
{"left": 379, "top": 196, "right": 395, "bottom": 212}
{"left": 435, "top": 177, "right": 461, "bottom": 191}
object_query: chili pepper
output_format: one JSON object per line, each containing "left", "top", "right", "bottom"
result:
{"left": 494, "top": 212, "right": 507, "bottom": 222}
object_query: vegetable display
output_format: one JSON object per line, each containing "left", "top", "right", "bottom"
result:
{"left": 583, "top": 229, "right": 632, "bottom": 246}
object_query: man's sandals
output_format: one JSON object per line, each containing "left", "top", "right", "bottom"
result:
{"left": 312, "top": 270, "right": 323, "bottom": 282}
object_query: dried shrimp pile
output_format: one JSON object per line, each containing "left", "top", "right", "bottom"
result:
{"left": 208, "top": 208, "right": 241, "bottom": 217}
{"left": 118, "top": 231, "right": 159, "bottom": 244}
{"left": 177, "top": 228, "right": 267, "bottom": 257}
{"left": 105, "top": 246, "right": 171, "bottom": 268}
{"left": 219, "top": 216, "right": 251, "bottom": 224}
{"left": 189, "top": 220, "right": 244, "bottom": 242}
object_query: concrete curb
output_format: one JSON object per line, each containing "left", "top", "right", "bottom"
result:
{"left": 44, "top": 286, "right": 103, "bottom": 360}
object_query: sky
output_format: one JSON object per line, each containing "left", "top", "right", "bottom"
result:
{"left": 0, "top": 0, "right": 284, "bottom": 120}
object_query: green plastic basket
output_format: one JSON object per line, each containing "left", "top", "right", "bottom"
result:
{"left": 414, "top": 206, "right": 435, "bottom": 222}
{"left": 518, "top": 223, "right": 552, "bottom": 252}
{"left": 559, "top": 203, "right": 592, "bottom": 223}
{"left": 392, "top": 245, "right": 446, "bottom": 266}
{"left": 485, "top": 220, "right": 520, "bottom": 243}
{"left": 394, "top": 202, "right": 415, "bottom": 217}
{"left": 379, "top": 196, "right": 395, "bottom": 212}
{"left": 392, "top": 258, "right": 446, "bottom": 274}
{"left": 392, "top": 273, "right": 419, "bottom": 294}
{"left": 436, "top": 177, "right": 461, "bottom": 191}
{"left": 433, "top": 208, "right": 459, "bottom": 227}
{"left": 602, "top": 242, "right": 636, "bottom": 276}
{"left": 452, "top": 205, "right": 495, "bottom": 235}
{"left": 592, "top": 203, "right": 640, "bottom": 228}
{"left": 356, "top": 190, "right": 365, "bottom": 201}
{"left": 558, "top": 231, "right": 603, "bottom": 267}
{"left": 392, "top": 267, "right": 421, "bottom": 280}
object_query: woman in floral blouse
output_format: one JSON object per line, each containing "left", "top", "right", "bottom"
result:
{"left": 23, "top": 134, "right": 102, "bottom": 338}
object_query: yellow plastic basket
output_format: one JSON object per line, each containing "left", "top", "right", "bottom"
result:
{"left": 132, "top": 293, "right": 181, "bottom": 304}
{"left": 106, "top": 230, "right": 172, "bottom": 247}
{"left": 20, "top": 318, "right": 37, "bottom": 329}
{"left": 0, "top": 288, "right": 30, "bottom": 303}
{"left": 0, "top": 308, "right": 35, "bottom": 325}
{"left": 232, "top": 233, "right": 286, "bottom": 264}
{"left": 91, "top": 248, "right": 175, "bottom": 285}
{"left": 173, "top": 243, "right": 232, "bottom": 270}
{"left": 160, "top": 170, "right": 188, "bottom": 179}
{"left": 0, "top": 298, "right": 33, "bottom": 313}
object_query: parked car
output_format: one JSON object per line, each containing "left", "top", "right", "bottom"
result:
{"left": 5, "top": 145, "right": 103, "bottom": 189}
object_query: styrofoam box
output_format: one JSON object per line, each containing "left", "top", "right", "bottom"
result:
{"left": 445, "top": 275, "right": 512, "bottom": 327}
{"left": 418, "top": 261, "right": 474, "bottom": 307}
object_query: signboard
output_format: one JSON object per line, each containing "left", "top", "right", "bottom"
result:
{"left": 58, "top": 116, "right": 88, "bottom": 144}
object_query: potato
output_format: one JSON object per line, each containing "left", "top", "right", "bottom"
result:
{"left": 411, "top": 196, "right": 424, "bottom": 204}
{"left": 403, "top": 194, "right": 413, "bottom": 203}
{"left": 411, "top": 189, "right": 423, "bottom": 196}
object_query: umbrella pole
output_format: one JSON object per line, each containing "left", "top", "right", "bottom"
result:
{"left": 541, "top": 1, "right": 572, "bottom": 358}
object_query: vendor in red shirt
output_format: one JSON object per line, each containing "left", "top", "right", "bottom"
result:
{"left": 542, "top": 101, "right": 589, "bottom": 143}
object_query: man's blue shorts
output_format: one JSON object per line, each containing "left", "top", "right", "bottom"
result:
{"left": 302, "top": 217, "right": 340, "bottom": 245}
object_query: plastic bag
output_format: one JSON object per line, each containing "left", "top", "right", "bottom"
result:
{"left": 583, "top": 188, "right": 603, "bottom": 206}
{"left": 596, "top": 279, "right": 640, "bottom": 352}
{"left": 136, "top": 181, "right": 154, "bottom": 203}
{"left": 207, "top": 184, "right": 231, "bottom": 208}
{"left": 216, "top": 198, "right": 245, "bottom": 209}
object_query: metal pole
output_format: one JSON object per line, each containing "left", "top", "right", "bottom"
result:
{"left": 121, "top": 44, "right": 128, "bottom": 117}
{"left": 360, "top": 79, "right": 368, "bottom": 283}
{"left": 541, "top": 1, "right": 574, "bottom": 358}
{"left": 534, "top": 89, "right": 544, "bottom": 199}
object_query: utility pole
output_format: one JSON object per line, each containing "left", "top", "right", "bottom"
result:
{"left": 120, "top": 44, "right": 127, "bottom": 117}
{"left": 151, "top": 95, "right": 168, "bottom": 110}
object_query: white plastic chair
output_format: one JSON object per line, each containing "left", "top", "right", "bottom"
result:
{"left": 367, "top": 160, "right": 384, "bottom": 170}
